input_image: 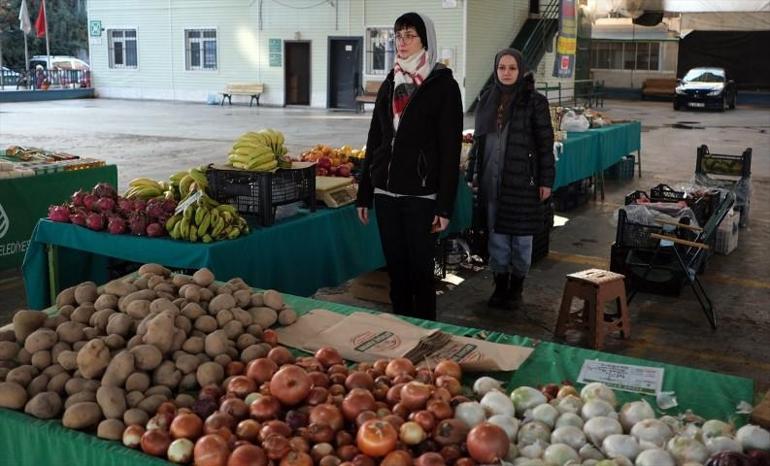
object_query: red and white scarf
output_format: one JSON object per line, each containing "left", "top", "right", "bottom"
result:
{"left": 392, "top": 50, "right": 432, "bottom": 130}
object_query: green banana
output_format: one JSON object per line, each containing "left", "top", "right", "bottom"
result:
{"left": 202, "top": 234, "right": 213, "bottom": 244}
{"left": 211, "top": 217, "right": 226, "bottom": 237}
{"left": 197, "top": 212, "right": 211, "bottom": 236}
{"left": 188, "top": 168, "right": 208, "bottom": 190}
{"left": 179, "top": 175, "right": 194, "bottom": 197}
{"left": 227, "top": 226, "right": 241, "bottom": 239}
{"left": 252, "top": 159, "right": 278, "bottom": 172}
{"left": 189, "top": 227, "right": 198, "bottom": 242}
{"left": 170, "top": 221, "right": 182, "bottom": 240}
{"left": 194, "top": 205, "right": 209, "bottom": 225}
{"left": 216, "top": 204, "right": 238, "bottom": 215}
{"left": 180, "top": 218, "right": 191, "bottom": 238}
{"left": 183, "top": 205, "right": 195, "bottom": 221}
{"left": 165, "top": 214, "right": 182, "bottom": 232}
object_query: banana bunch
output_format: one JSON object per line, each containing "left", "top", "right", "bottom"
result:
{"left": 125, "top": 177, "right": 168, "bottom": 200}
{"left": 165, "top": 194, "right": 249, "bottom": 243}
{"left": 170, "top": 166, "right": 210, "bottom": 201}
{"left": 227, "top": 129, "right": 288, "bottom": 172}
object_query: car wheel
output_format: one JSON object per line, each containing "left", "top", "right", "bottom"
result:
{"left": 729, "top": 94, "right": 736, "bottom": 109}
{"left": 673, "top": 101, "right": 680, "bottom": 111}
{"left": 719, "top": 96, "right": 726, "bottom": 112}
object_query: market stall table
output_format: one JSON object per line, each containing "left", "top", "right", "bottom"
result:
{"left": 0, "top": 165, "right": 118, "bottom": 271}
{"left": 23, "top": 182, "right": 473, "bottom": 309}
{"left": 0, "top": 292, "right": 753, "bottom": 466}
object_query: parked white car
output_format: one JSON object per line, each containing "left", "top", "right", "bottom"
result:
{"left": 30, "top": 55, "right": 90, "bottom": 71}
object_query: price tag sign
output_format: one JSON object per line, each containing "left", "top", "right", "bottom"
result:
{"left": 578, "top": 360, "right": 664, "bottom": 395}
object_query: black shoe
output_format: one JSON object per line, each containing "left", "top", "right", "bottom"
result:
{"left": 488, "top": 273, "right": 510, "bottom": 309}
{"left": 508, "top": 275, "right": 524, "bottom": 303}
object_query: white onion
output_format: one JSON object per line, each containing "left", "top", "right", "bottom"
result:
{"left": 582, "top": 399, "right": 619, "bottom": 420}
{"left": 488, "top": 414, "right": 520, "bottom": 441}
{"left": 481, "top": 390, "right": 515, "bottom": 418}
{"left": 556, "top": 395, "right": 583, "bottom": 415}
{"left": 532, "top": 403, "right": 560, "bottom": 428}
{"left": 518, "top": 420, "right": 552, "bottom": 446}
{"left": 582, "top": 461, "right": 600, "bottom": 466}
{"left": 630, "top": 419, "right": 674, "bottom": 449}
{"left": 512, "top": 458, "right": 546, "bottom": 466}
{"left": 455, "top": 401, "right": 486, "bottom": 428}
{"left": 552, "top": 425, "right": 587, "bottom": 450}
{"left": 519, "top": 440, "right": 548, "bottom": 458}
{"left": 705, "top": 436, "right": 743, "bottom": 455}
{"left": 543, "top": 443, "right": 579, "bottom": 466}
{"left": 634, "top": 448, "right": 675, "bottom": 466}
{"left": 666, "top": 436, "right": 708, "bottom": 465}
{"left": 581, "top": 383, "right": 618, "bottom": 408}
{"left": 580, "top": 443, "right": 606, "bottom": 460}
{"left": 556, "top": 412, "right": 585, "bottom": 430}
{"left": 584, "top": 416, "right": 623, "bottom": 447}
{"left": 735, "top": 424, "right": 770, "bottom": 451}
{"left": 512, "top": 386, "right": 548, "bottom": 416}
{"left": 619, "top": 401, "right": 655, "bottom": 432}
{"left": 603, "top": 434, "right": 641, "bottom": 461}
{"left": 473, "top": 376, "right": 504, "bottom": 397}
{"left": 659, "top": 415, "right": 683, "bottom": 434}
{"left": 611, "top": 457, "right": 634, "bottom": 466}
{"left": 701, "top": 419, "right": 733, "bottom": 440}
{"left": 505, "top": 442, "right": 519, "bottom": 462}
{"left": 681, "top": 423, "right": 702, "bottom": 440}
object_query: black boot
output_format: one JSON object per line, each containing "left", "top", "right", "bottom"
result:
{"left": 488, "top": 273, "right": 510, "bottom": 309}
{"left": 508, "top": 275, "right": 524, "bottom": 306}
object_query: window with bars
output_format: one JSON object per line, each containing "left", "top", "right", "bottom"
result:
{"left": 591, "top": 41, "right": 660, "bottom": 71}
{"left": 108, "top": 29, "right": 138, "bottom": 69}
{"left": 366, "top": 27, "right": 395, "bottom": 75}
{"left": 185, "top": 29, "right": 217, "bottom": 71}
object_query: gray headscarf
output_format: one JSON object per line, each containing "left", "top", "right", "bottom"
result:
{"left": 475, "top": 48, "right": 530, "bottom": 136}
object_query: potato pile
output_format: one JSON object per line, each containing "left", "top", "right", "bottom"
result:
{"left": 0, "top": 263, "right": 297, "bottom": 440}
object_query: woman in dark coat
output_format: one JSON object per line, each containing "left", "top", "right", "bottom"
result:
{"left": 467, "top": 49, "right": 555, "bottom": 309}
{"left": 356, "top": 12, "right": 463, "bottom": 321}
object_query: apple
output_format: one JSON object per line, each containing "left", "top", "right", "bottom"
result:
{"left": 318, "top": 157, "right": 332, "bottom": 170}
{"left": 337, "top": 165, "right": 351, "bottom": 177}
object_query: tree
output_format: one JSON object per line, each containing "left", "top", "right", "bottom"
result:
{"left": 0, "top": 0, "right": 88, "bottom": 69}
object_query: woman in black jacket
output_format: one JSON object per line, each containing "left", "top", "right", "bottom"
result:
{"left": 467, "top": 49, "right": 555, "bottom": 309}
{"left": 356, "top": 12, "right": 463, "bottom": 321}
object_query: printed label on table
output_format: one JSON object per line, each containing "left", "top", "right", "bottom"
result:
{"left": 577, "top": 360, "right": 664, "bottom": 395}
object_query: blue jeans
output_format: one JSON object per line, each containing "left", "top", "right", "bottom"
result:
{"left": 487, "top": 200, "right": 532, "bottom": 277}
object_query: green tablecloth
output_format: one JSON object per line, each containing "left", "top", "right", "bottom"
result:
{"left": 553, "top": 122, "right": 641, "bottom": 189}
{"left": 23, "top": 182, "right": 473, "bottom": 309}
{"left": 0, "top": 165, "right": 118, "bottom": 271}
{"left": 0, "top": 291, "right": 753, "bottom": 466}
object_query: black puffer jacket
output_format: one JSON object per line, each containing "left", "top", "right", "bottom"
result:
{"left": 467, "top": 74, "right": 555, "bottom": 235}
{"left": 356, "top": 66, "right": 463, "bottom": 218}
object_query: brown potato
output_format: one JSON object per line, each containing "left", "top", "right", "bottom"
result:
{"left": 97, "top": 419, "right": 125, "bottom": 440}
{"left": 62, "top": 401, "right": 102, "bottom": 429}
{"left": 125, "top": 372, "right": 151, "bottom": 392}
{"left": 25, "top": 391, "right": 62, "bottom": 419}
{"left": 23, "top": 328, "right": 58, "bottom": 354}
{"left": 208, "top": 294, "right": 236, "bottom": 314}
{"left": 0, "top": 381, "right": 28, "bottom": 408}
{"left": 56, "top": 321, "right": 86, "bottom": 344}
{"left": 70, "top": 304, "right": 96, "bottom": 325}
{"left": 142, "top": 311, "right": 175, "bottom": 353}
{"left": 101, "top": 351, "right": 135, "bottom": 387}
{"left": 96, "top": 385, "right": 127, "bottom": 419}
{"left": 130, "top": 344, "right": 163, "bottom": 371}
{"left": 94, "top": 293, "right": 119, "bottom": 311}
{"left": 76, "top": 339, "right": 111, "bottom": 379}
{"left": 192, "top": 268, "right": 215, "bottom": 287}
{"left": 64, "top": 390, "right": 97, "bottom": 409}
{"left": 196, "top": 361, "right": 224, "bottom": 387}
{"left": 123, "top": 408, "right": 149, "bottom": 426}
{"left": 103, "top": 279, "right": 137, "bottom": 297}
{"left": 138, "top": 263, "right": 170, "bottom": 277}
{"left": 106, "top": 313, "right": 133, "bottom": 337}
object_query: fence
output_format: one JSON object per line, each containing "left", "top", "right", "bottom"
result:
{"left": 0, "top": 68, "right": 91, "bottom": 91}
{"left": 537, "top": 79, "right": 605, "bottom": 107}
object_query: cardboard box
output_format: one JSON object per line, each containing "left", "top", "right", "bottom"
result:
{"left": 715, "top": 210, "right": 740, "bottom": 255}
{"left": 751, "top": 390, "right": 770, "bottom": 429}
{"left": 350, "top": 270, "right": 391, "bottom": 304}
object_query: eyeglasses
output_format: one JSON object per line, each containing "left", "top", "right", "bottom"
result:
{"left": 395, "top": 33, "right": 419, "bottom": 43}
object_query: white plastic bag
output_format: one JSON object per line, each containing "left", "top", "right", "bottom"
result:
{"left": 560, "top": 111, "right": 590, "bottom": 132}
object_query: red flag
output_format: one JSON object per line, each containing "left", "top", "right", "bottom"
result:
{"left": 34, "top": 0, "right": 46, "bottom": 38}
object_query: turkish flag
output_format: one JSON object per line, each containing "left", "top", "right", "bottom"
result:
{"left": 34, "top": 0, "right": 46, "bottom": 38}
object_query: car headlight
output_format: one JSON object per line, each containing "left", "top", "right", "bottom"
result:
{"left": 675, "top": 87, "right": 686, "bottom": 95}
{"left": 707, "top": 89, "right": 722, "bottom": 96}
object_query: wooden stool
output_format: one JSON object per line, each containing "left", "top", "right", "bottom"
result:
{"left": 555, "top": 268, "right": 631, "bottom": 349}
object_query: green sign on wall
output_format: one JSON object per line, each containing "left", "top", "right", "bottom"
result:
{"left": 269, "top": 39, "right": 282, "bottom": 67}
{"left": 89, "top": 20, "right": 102, "bottom": 37}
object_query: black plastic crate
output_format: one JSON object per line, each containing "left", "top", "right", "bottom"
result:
{"left": 206, "top": 164, "right": 316, "bottom": 226}
{"left": 624, "top": 190, "right": 649, "bottom": 206}
{"left": 649, "top": 183, "right": 684, "bottom": 202}
{"left": 604, "top": 155, "right": 635, "bottom": 181}
{"left": 552, "top": 178, "right": 592, "bottom": 212}
{"left": 609, "top": 243, "right": 684, "bottom": 296}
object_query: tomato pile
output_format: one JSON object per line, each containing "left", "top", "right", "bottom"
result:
{"left": 123, "top": 346, "right": 505, "bottom": 466}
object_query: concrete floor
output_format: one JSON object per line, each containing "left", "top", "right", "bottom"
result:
{"left": 1, "top": 98, "right": 768, "bottom": 396}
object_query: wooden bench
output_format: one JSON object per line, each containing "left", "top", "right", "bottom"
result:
{"left": 355, "top": 80, "right": 381, "bottom": 113}
{"left": 641, "top": 78, "right": 676, "bottom": 99}
{"left": 221, "top": 83, "right": 264, "bottom": 107}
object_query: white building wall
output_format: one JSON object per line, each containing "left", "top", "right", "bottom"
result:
{"left": 465, "top": 0, "right": 530, "bottom": 111}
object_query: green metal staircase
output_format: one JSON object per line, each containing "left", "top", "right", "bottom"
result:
{"left": 469, "top": 0, "right": 561, "bottom": 111}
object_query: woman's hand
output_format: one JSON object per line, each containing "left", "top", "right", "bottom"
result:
{"left": 431, "top": 216, "right": 450, "bottom": 233}
{"left": 357, "top": 207, "right": 369, "bottom": 225}
{"left": 539, "top": 186, "right": 552, "bottom": 201}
